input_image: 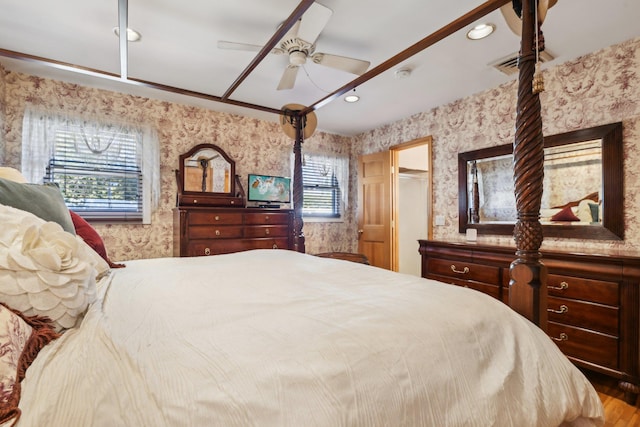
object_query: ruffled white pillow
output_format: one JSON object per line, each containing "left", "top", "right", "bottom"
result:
{"left": 0, "top": 204, "right": 108, "bottom": 332}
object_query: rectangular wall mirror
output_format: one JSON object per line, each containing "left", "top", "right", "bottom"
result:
{"left": 458, "top": 122, "right": 623, "bottom": 240}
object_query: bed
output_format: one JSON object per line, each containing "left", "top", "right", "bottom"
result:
{"left": 0, "top": 217, "right": 604, "bottom": 425}
{"left": 0, "top": 1, "right": 606, "bottom": 426}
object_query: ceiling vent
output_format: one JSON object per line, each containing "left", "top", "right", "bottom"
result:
{"left": 490, "top": 50, "right": 554, "bottom": 75}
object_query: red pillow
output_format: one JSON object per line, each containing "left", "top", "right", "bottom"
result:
{"left": 69, "top": 211, "right": 125, "bottom": 268}
{"left": 550, "top": 205, "right": 580, "bottom": 222}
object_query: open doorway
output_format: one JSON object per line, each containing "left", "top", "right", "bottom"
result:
{"left": 392, "top": 137, "right": 432, "bottom": 276}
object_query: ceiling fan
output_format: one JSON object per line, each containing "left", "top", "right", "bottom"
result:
{"left": 217, "top": 2, "right": 370, "bottom": 90}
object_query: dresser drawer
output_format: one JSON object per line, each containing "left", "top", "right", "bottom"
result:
{"left": 434, "top": 276, "right": 501, "bottom": 300}
{"left": 188, "top": 211, "right": 243, "bottom": 225}
{"left": 244, "top": 212, "right": 290, "bottom": 225}
{"left": 547, "top": 274, "right": 619, "bottom": 306}
{"left": 187, "top": 240, "right": 243, "bottom": 256}
{"left": 548, "top": 322, "right": 618, "bottom": 370}
{"left": 426, "top": 258, "right": 500, "bottom": 284}
{"left": 188, "top": 225, "right": 243, "bottom": 239}
{"left": 244, "top": 225, "right": 290, "bottom": 238}
{"left": 240, "top": 237, "right": 290, "bottom": 251}
{"left": 548, "top": 296, "right": 619, "bottom": 336}
{"left": 187, "top": 238, "right": 290, "bottom": 256}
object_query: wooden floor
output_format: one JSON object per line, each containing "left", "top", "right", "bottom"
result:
{"left": 585, "top": 370, "right": 640, "bottom": 426}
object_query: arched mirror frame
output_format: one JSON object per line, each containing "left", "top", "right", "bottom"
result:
{"left": 176, "top": 143, "right": 244, "bottom": 207}
{"left": 458, "top": 122, "right": 623, "bottom": 240}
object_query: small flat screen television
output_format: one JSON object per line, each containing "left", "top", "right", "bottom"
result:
{"left": 247, "top": 174, "right": 291, "bottom": 205}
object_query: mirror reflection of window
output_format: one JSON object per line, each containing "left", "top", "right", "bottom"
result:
{"left": 471, "top": 154, "right": 516, "bottom": 222}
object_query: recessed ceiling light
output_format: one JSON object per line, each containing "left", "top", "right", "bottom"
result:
{"left": 344, "top": 94, "right": 360, "bottom": 103}
{"left": 113, "top": 27, "right": 142, "bottom": 42}
{"left": 466, "top": 23, "right": 495, "bottom": 40}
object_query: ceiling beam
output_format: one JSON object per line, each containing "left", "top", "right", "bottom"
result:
{"left": 0, "top": 48, "right": 282, "bottom": 115}
{"left": 304, "top": 0, "right": 512, "bottom": 115}
{"left": 221, "top": 0, "right": 316, "bottom": 100}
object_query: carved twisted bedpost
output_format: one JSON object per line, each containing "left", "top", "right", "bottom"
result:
{"left": 509, "top": 0, "right": 548, "bottom": 328}
{"left": 292, "top": 112, "right": 306, "bottom": 253}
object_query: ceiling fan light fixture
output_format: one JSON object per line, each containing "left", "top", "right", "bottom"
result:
{"left": 113, "top": 27, "right": 142, "bottom": 42}
{"left": 289, "top": 50, "right": 307, "bottom": 66}
{"left": 466, "top": 23, "right": 495, "bottom": 40}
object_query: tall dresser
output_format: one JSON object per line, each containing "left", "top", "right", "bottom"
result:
{"left": 419, "top": 239, "right": 640, "bottom": 404}
{"left": 174, "top": 207, "right": 295, "bottom": 257}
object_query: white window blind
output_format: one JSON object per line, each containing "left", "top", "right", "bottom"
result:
{"left": 292, "top": 152, "right": 349, "bottom": 221}
{"left": 44, "top": 124, "right": 143, "bottom": 220}
{"left": 302, "top": 156, "right": 341, "bottom": 217}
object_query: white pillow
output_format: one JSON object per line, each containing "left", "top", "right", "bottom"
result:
{"left": 0, "top": 204, "right": 107, "bottom": 331}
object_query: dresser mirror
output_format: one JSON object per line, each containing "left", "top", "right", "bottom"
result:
{"left": 176, "top": 143, "right": 244, "bottom": 207}
{"left": 458, "top": 122, "right": 623, "bottom": 240}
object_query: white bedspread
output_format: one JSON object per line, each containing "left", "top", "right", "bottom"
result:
{"left": 15, "top": 250, "right": 604, "bottom": 426}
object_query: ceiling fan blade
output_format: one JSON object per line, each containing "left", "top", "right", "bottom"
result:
{"left": 281, "top": 19, "right": 301, "bottom": 42}
{"left": 296, "top": 2, "right": 332, "bottom": 44}
{"left": 311, "top": 52, "right": 370, "bottom": 75}
{"left": 217, "top": 40, "right": 284, "bottom": 55}
{"left": 277, "top": 65, "right": 300, "bottom": 90}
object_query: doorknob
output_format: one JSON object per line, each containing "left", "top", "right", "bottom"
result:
{"left": 357, "top": 229, "right": 364, "bottom": 239}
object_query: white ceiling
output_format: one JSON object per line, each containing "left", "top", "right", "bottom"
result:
{"left": 1, "top": 0, "right": 639, "bottom": 136}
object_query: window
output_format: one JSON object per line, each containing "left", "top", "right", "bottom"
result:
{"left": 295, "top": 153, "right": 349, "bottom": 221}
{"left": 44, "top": 124, "right": 143, "bottom": 221}
{"left": 21, "top": 109, "right": 159, "bottom": 223}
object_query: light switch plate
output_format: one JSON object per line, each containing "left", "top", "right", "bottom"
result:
{"left": 435, "top": 215, "right": 445, "bottom": 226}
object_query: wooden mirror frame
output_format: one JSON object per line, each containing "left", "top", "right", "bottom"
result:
{"left": 458, "top": 122, "right": 623, "bottom": 240}
{"left": 176, "top": 143, "right": 245, "bottom": 207}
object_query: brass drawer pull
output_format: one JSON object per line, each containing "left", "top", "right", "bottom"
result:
{"left": 265, "top": 215, "right": 270, "bottom": 221}
{"left": 547, "top": 304, "right": 568, "bottom": 314}
{"left": 214, "top": 215, "right": 220, "bottom": 221}
{"left": 265, "top": 228, "right": 270, "bottom": 235}
{"left": 204, "top": 248, "right": 211, "bottom": 256}
{"left": 548, "top": 281, "right": 569, "bottom": 291}
{"left": 551, "top": 333, "right": 568, "bottom": 342}
{"left": 272, "top": 243, "right": 278, "bottom": 249}
{"left": 215, "top": 230, "right": 221, "bottom": 236}
{"left": 450, "top": 265, "right": 469, "bottom": 274}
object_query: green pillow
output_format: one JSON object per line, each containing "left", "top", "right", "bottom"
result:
{"left": 0, "top": 177, "right": 75, "bottom": 234}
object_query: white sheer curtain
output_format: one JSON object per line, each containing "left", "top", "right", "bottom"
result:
{"left": 21, "top": 107, "right": 160, "bottom": 223}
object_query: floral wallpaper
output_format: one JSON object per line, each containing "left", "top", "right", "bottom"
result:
{"left": 2, "top": 35, "right": 640, "bottom": 260}
{"left": 0, "top": 67, "right": 5, "bottom": 164}
{"left": 0, "top": 69, "right": 357, "bottom": 261}
{"left": 355, "top": 36, "right": 640, "bottom": 254}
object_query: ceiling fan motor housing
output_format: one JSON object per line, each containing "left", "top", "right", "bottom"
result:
{"left": 280, "top": 38, "right": 313, "bottom": 66}
{"left": 289, "top": 50, "right": 307, "bottom": 65}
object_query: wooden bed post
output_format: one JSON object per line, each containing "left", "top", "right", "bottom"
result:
{"left": 292, "top": 111, "right": 306, "bottom": 253}
{"left": 509, "top": 0, "right": 548, "bottom": 328}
